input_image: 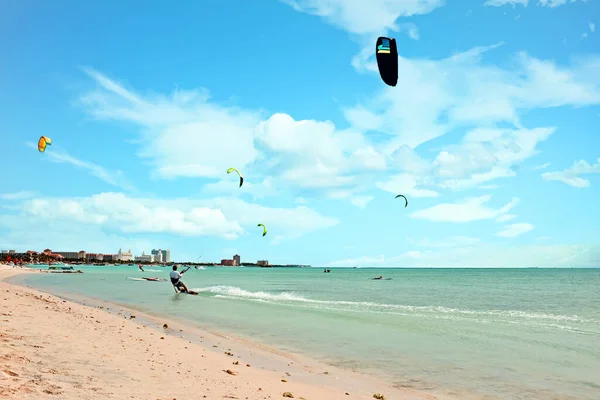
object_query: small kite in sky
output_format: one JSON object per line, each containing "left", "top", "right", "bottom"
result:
{"left": 257, "top": 223, "right": 267, "bottom": 237}
{"left": 395, "top": 194, "right": 408, "bottom": 207}
{"left": 38, "top": 136, "right": 52, "bottom": 152}
{"left": 227, "top": 167, "right": 244, "bottom": 188}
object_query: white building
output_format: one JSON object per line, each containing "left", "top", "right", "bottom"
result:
{"left": 118, "top": 248, "right": 133, "bottom": 262}
{"left": 151, "top": 249, "right": 170, "bottom": 263}
{"left": 134, "top": 251, "right": 154, "bottom": 263}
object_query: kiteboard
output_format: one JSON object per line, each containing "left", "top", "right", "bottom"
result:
{"left": 127, "top": 277, "right": 167, "bottom": 282}
{"left": 175, "top": 289, "right": 199, "bottom": 295}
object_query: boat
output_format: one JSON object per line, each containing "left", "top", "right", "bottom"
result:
{"left": 42, "top": 265, "right": 83, "bottom": 274}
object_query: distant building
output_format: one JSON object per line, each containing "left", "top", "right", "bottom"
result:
{"left": 152, "top": 249, "right": 171, "bottom": 262}
{"left": 8, "top": 250, "right": 15, "bottom": 254}
{"left": 257, "top": 260, "right": 269, "bottom": 266}
{"left": 78, "top": 250, "right": 86, "bottom": 260}
{"left": 135, "top": 251, "right": 154, "bottom": 263}
{"left": 151, "top": 249, "right": 169, "bottom": 263}
{"left": 118, "top": 248, "right": 133, "bottom": 262}
{"left": 221, "top": 259, "right": 235, "bottom": 266}
{"left": 54, "top": 252, "right": 81, "bottom": 260}
{"left": 109, "top": 254, "right": 119, "bottom": 261}
{"left": 233, "top": 254, "right": 240, "bottom": 266}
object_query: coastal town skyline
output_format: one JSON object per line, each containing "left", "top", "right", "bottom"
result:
{"left": 0, "top": 248, "right": 276, "bottom": 266}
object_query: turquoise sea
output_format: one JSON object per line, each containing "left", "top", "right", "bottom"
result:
{"left": 10, "top": 266, "right": 600, "bottom": 400}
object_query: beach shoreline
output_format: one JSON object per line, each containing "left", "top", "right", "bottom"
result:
{"left": 0, "top": 265, "right": 442, "bottom": 400}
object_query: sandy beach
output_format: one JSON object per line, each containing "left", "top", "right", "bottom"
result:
{"left": 0, "top": 265, "right": 436, "bottom": 400}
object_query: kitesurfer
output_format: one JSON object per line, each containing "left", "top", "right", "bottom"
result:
{"left": 170, "top": 265, "right": 190, "bottom": 293}
{"left": 138, "top": 265, "right": 144, "bottom": 272}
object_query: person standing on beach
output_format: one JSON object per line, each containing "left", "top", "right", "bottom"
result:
{"left": 170, "top": 265, "right": 190, "bottom": 293}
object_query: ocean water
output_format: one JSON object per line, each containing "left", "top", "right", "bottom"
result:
{"left": 12, "top": 266, "right": 600, "bottom": 399}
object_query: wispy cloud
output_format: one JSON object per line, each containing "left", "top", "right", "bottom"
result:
{"left": 25, "top": 142, "right": 136, "bottom": 191}
{"left": 0, "top": 191, "right": 37, "bottom": 200}
{"left": 485, "top": 0, "right": 589, "bottom": 8}
{"left": 534, "top": 162, "right": 551, "bottom": 170}
{"left": 541, "top": 158, "right": 600, "bottom": 188}
{"left": 497, "top": 223, "right": 534, "bottom": 238}
{"left": 496, "top": 214, "right": 517, "bottom": 222}
{"left": 409, "top": 236, "right": 481, "bottom": 248}
{"left": 410, "top": 195, "right": 520, "bottom": 223}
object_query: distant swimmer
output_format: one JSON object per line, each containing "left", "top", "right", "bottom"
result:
{"left": 371, "top": 275, "right": 392, "bottom": 280}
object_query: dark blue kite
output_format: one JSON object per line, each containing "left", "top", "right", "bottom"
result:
{"left": 376, "top": 37, "right": 398, "bottom": 87}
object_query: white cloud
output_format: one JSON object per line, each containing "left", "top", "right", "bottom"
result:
{"left": 375, "top": 126, "right": 553, "bottom": 193}
{"left": 541, "top": 158, "right": 600, "bottom": 188}
{"left": 78, "top": 70, "right": 387, "bottom": 207}
{"left": 349, "top": 45, "right": 600, "bottom": 153}
{"left": 376, "top": 173, "right": 439, "bottom": 198}
{"left": 534, "top": 162, "right": 551, "bottom": 170}
{"left": 25, "top": 141, "right": 135, "bottom": 191}
{"left": 497, "top": 222, "right": 533, "bottom": 237}
{"left": 408, "top": 236, "right": 482, "bottom": 248}
{"left": 349, "top": 195, "right": 375, "bottom": 208}
{"left": 0, "top": 191, "right": 36, "bottom": 200}
{"left": 78, "top": 43, "right": 600, "bottom": 200}
{"left": 256, "top": 113, "right": 385, "bottom": 190}
{"left": 200, "top": 177, "right": 278, "bottom": 200}
{"left": 6, "top": 192, "right": 338, "bottom": 242}
{"left": 79, "top": 67, "right": 261, "bottom": 181}
{"left": 484, "top": 0, "right": 529, "bottom": 6}
{"left": 590, "top": 22, "right": 596, "bottom": 33}
{"left": 328, "top": 254, "right": 386, "bottom": 267}
{"left": 328, "top": 243, "right": 600, "bottom": 267}
{"left": 342, "top": 41, "right": 600, "bottom": 192}
{"left": 410, "top": 195, "right": 520, "bottom": 222}
{"left": 484, "top": 0, "right": 587, "bottom": 7}
{"left": 496, "top": 213, "right": 517, "bottom": 222}
{"left": 280, "top": 0, "right": 445, "bottom": 35}
{"left": 0, "top": 216, "right": 154, "bottom": 256}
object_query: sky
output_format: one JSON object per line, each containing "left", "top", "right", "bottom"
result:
{"left": 1, "top": 0, "right": 599, "bottom": 267}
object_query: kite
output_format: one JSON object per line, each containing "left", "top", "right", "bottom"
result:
{"left": 395, "top": 194, "right": 408, "bottom": 207}
{"left": 376, "top": 37, "right": 398, "bottom": 87}
{"left": 257, "top": 223, "right": 267, "bottom": 237}
{"left": 38, "top": 136, "right": 52, "bottom": 153}
{"left": 227, "top": 167, "right": 244, "bottom": 188}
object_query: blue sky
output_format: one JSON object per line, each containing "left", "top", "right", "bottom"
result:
{"left": 1, "top": 0, "right": 599, "bottom": 267}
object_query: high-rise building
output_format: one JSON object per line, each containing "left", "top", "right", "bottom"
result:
{"left": 233, "top": 254, "right": 240, "bottom": 266}
{"left": 152, "top": 249, "right": 170, "bottom": 263}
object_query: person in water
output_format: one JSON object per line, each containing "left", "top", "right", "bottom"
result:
{"left": 138, "top": 265, "right": 144, "bottom": 272}
{"left": 170, "top": 265, "right": 190, "bottom": 293}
